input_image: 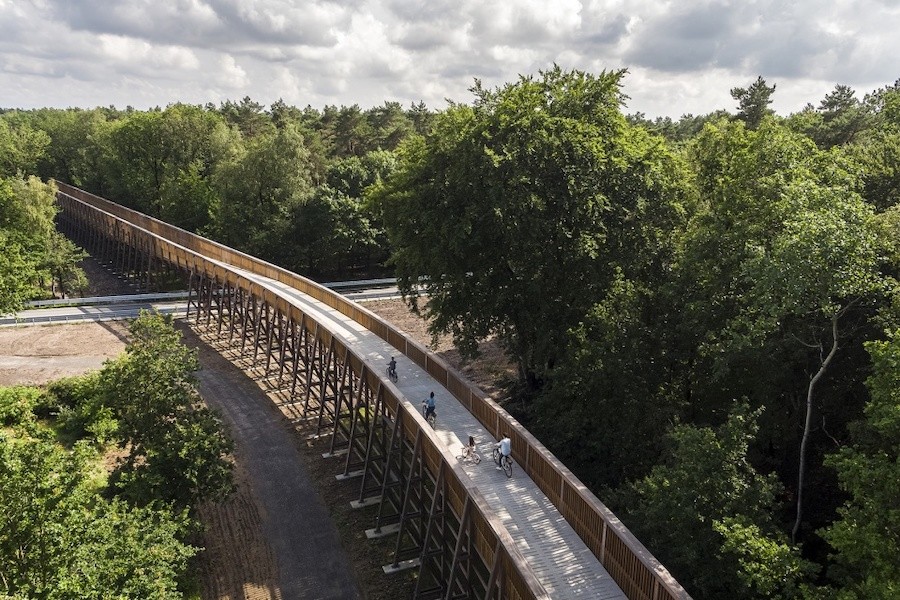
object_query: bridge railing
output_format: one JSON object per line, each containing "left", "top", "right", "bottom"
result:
{"left": 57, "top": 182, "right": 690, "bottom": 600}
{"left": 58, "top": 189, "right": 550, "bottom": 599}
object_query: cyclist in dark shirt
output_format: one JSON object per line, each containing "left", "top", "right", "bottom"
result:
{"left": 423, "top": 391, "right": 436, "bottom": 421}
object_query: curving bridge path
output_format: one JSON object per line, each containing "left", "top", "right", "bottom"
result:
{"left": 234, "top": 264, "right": 623, "bottom": 598}
{"left": 54, "top": 183, "right": 690, "bottom": 600}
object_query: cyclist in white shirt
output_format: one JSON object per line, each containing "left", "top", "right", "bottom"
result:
{"left": 496, "top": 433, "right": 511, "bottom": 470}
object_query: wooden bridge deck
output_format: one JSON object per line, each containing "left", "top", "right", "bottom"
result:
{"left": 242, "top": 270, "right": 628, "bottom": 599}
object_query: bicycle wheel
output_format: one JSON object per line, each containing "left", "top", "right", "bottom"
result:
{"left": 502, "top": 456, "right": 512, "bottom": 478}
{"left": 492, "top": 447, "right": 501, "bottom": 465}
{"left": 427, "top": 413, "right": 436, "bottom": 428}
{"left": 472, "top": 452, "right": 481, "bottom": 464}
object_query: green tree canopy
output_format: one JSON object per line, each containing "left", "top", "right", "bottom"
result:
{"left": 376, "top": 66, "right": 692, "bottom": 387}
{"left": 211, "top": 122, "right": 313, "bottom": 259}
{"left": 731, "top": 76, "right": 776, "bottom": 129}
{"left": 821, "top": 331, "right": 900, "bottom": 599}
{"left": 0, "top": 118, "right": 49, "bottom": 178}
{"left": 0, "top": 432, "right": 195, "bottom": 599}
{"left": 0, "top": 176, "right": 86, "bottom": 310}
{"left": 620, "top": 406, "right": 817, "bottom": 599}
{"left": 100, "top": 104, "right": 236, "bottom": 231}
{"left": 101, "top": 312, "right": 234, "bottom": 511}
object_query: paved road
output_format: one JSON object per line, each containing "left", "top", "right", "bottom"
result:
{"left": 0, "top": 301, "right": 186, "bottom": 326}
{"left": 188, "top": 328, "right": 364, "bottom": 600}
{"left": 1, "top": 288, "right": 399, "bottom": 328}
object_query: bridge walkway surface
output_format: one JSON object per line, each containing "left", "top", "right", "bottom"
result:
{"left": 235, "top": 266, "right": 627, "bottom": 599}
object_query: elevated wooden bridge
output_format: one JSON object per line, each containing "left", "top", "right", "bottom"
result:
{"left": 55, "top": 182, "right": 691, "bottom": 600}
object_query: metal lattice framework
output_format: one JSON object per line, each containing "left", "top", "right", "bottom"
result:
{"left": 55, "top": 182, "right": 691, "bottom": 600}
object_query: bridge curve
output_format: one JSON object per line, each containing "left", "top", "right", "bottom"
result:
{"left": 55, "top": 182, "right": 690, "bottom": 600}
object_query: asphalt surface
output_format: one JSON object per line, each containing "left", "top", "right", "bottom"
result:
{"left": 0, "top": 301, "right": 186, "bottom": 327}
{"left": 188, "top": 328, "right": 363, "bottom": 600}
{"left": 1, "top": 288, "right": 401, "bottom": 328}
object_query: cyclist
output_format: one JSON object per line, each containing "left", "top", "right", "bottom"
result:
{"left": 459, "top": 435, "right": 481, "bottom": 463}
{"left": 422, "top": 391, "right": 436, "bottom": 423}
{"left": 495, "top": 433, "right": 511, "bottom": 471}
{"left": 387, "top": 356, "right": 397, "bottom": 379}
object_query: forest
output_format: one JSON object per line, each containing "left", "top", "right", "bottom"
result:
{"left": 0, "top": 313, "right": 234, "bottom": 598}
{"left": 1, "top": 68, "right": 899, "bottom": 599}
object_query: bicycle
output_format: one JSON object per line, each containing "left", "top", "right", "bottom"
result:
{"left": 422, "top": 403, "right": 436, "bottom": 428}
{"left": 492, "top": 446, "right": 513, "bottom": 477}
{"left": 386, "top": 364, "right": 398, "bottom": 383}
{"left": 457, "top": 437, "right": 481, "bottom": 464}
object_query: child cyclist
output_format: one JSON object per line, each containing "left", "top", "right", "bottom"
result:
{"left": 422, "top": 391, "right": 436, "bottom": 422}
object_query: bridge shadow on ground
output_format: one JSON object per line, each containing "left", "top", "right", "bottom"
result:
{"left": 178, "top": 322, "right": 414, "bottom": 600}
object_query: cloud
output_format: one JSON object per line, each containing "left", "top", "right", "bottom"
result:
{"left": 216, "top": 54, "right": 249, "bottom": 88}
{"left": 623, "top": 0, "right": 897, "bottom": 86}
{"left": 46, "top": 0, "right": 346, "bottom": 49}
{"left": 625, "top": 2, "right": 752, "bottom": 72}
{"left": 0, "top": 0, "right": 898, "bottom": 117}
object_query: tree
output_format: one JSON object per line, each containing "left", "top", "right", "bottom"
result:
{"left": 0, "top": 434, "right": 92, "bottom": 595}
{"left": 850, "top": 130, "right": 900, "bottom": 211}
{"left": 101, "top": 312, "right": 234, "bottom": 511}
{"left": 0, "top": 230, "right": 35, "bottom": 314}
{"left": 376, "top": 66, "right": 692, "bottom": 388}
{"left": 51, "top": 498, "right": 195, "bottom": 600}
{"left": 864, "top": 78, "right": 900, "bottom": 129}
{"left": 620, "top": 406, "right": 817, "bottom": 599}
{"left": 4, "top": 108, "right": 109, "bottom": 187}
{"left": 407, "top": 100, "right": 435, "bottom": 136}
{"left": 681, "top": 119, "right": 888, "bottom": 542}
{"left": 786, "top": 85, "right": 873, "bottom": 149}
{"left": 731, "top": 76, "right": 776, "bottom": 129}
{"left": 821, "top": 332, "right": 900, "bottom": 599}
{"left": 743, "top": 184, "right": 886, "bottom": 542}
{"left": 39, "top": 231, "right": 88, "bottom": 298}
{"left": 627, "top": 110, "right": 731, "bottom": 142}
{"left": 218, "top": 96, "right": 273, "bottom": 138}
{"left": 211, "top": 122, "right": 313, "bottom": 259}
{"left": 365, "top": 101, "right": 414, "bottom": 150}
{"left": 100, "top": 104, "right": 235, "bottom": 231}
{"left": 0, "top": 176, "right": 84, "bottom": 307}
{"left": 529, "top": 270, "right": 681, "bottom": 488}
{"left": 332, "top": 105, "right": 373, "bottom": 157}
{"left": 0, "top": 117, "right": 49, "bottom": 178}
{"left": 0, "top": 433, "right": 195, "bottom": 599}
{"left": 815, "top": 85, "right": 871, "bottom": 147}
{"left": 0, "top": 176, "right": 56, "bottom": 248}
{"left": 848, "top": 82, "right": 900, "bottom": 211}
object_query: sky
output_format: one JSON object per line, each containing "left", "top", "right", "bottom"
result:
{"left": 1, "top": 0, "right": 898, "bottom": 119}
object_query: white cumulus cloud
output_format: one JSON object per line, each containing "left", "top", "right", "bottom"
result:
{"left": 0, "top": 0, "right": 897, "bottom": 117}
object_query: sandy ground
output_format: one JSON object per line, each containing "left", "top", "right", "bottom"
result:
{"left": 362, "top": 299, "right": 516, "bottom": 399}
{"left": 0, "top": 321, "right": 130, "bottom": 385}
